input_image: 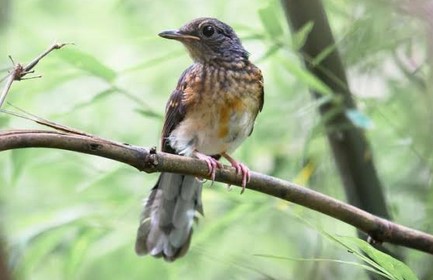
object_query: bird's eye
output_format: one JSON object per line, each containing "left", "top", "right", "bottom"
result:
{"left": 201, "top": 25, "right": 215, "bottom": 37}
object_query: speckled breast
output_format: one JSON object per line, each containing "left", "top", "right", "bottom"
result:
{"left": 168, "top": 62, "right": 263, "bottom": 156}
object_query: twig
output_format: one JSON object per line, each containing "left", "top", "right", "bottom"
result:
{"left": 22, "top": 43, "right": 70, "bottom": 72}
{"left": 0, "top": 43, "right": 70, "bottom": 108}
{"left": 3, "top": 104, "right": 92, "bottom": 136}
{"left": 0, "top": 128, "right": 433, "bottom": 255}
{"left": 0, "top": 74, "right": 15, "bottom": 108}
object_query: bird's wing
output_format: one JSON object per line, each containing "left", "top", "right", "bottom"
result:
{"left": 161, "top": 66, "right": 192, "bottom": 154}
{"left": 248, "top": 66, "right": 264, "bottom": 136}
{"left": 258, "top": 70, "right": 264, "bottom": 113}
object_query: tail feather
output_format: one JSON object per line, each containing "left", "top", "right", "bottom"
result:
{"left": 135, "top": 172, "right": 203, "bottom": 262}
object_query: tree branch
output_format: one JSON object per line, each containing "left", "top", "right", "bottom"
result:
{"left": 0, "top": 43, "right": 69, "bottom": 107}
{"left": 1, "top": 129, "right": 433, "bottom": 255}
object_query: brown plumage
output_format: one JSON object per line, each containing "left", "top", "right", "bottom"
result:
{"left": 135, "top": 17, "right": 264, "bottom": 262}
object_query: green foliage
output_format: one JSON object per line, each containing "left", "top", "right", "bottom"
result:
{"left": 281, "top": 55, "right": 334, "bottom": 96}
{"left": 256, "top": 235, "right": 418, "bottom": 280}
{"left": 258, "top": 1, "right": 284, "bottom": 38}
{"left": 0, "top": 0, "right": 431, "bottom": 279}
{"left": 58, "top": 48, "right": 117, "bottom": 82}
{"left": 330, "top": 236, "right": 418, "bottom": 280}
{"left": 292, "top": 21, "right": 314, "bottom": 51}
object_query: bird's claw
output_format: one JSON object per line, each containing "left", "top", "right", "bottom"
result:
{"left": 204, "top": 156, "right": 222, "bottom": 182}
{"left": 193, "top": 151, "right": 222, "bottom": 184}
{"left": 231, "top": 161, "right": 250, "bottom": 194}
{"left": 222, "top": 152, "right": 251, "bottom": 194}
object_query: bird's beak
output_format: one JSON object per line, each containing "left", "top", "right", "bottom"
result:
{"left": 158, "top": 30, "right": 200, "bottom": 41}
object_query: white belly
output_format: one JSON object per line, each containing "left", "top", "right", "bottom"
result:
{"left": 168, "top": 106, "right": 254, "bottom": 156}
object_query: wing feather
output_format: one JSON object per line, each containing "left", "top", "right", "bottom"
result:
{"left": 161, "top": 66, "right": 193, "bottom": 153}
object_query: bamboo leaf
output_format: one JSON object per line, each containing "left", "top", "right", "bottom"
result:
{"left": 258, "top": 2, "right": 284, "bottom": 38}
{"left": 58, "top": 48, "right": 117, "bottom": 82}
{"left": 341, "top": 237, "right": 419, "bottom": 280}
{"left": 292, "top": 21, "right": 314, "bottom": 50}
{"left": 281, "top": 57, "right": 333, "bottom": 96}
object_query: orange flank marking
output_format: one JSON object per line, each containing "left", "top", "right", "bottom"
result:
{"left": 218, "top": 106, "right": 229, "bottom": 138}
{"left": 218, "top": 98, "right": 244, "bottom": 138}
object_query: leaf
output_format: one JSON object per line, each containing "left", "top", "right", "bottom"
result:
{"left": 65, "top": 228, "right": 106, "bottom": 278}
{"left": 14, "top": 207, "right": 95, "bottom": 246}
{"left": 281, "top": 57, "right": 333, "bottom": 96}
{"left": 120, "top": 50, "right": 182, "bottom": 73}
{"left": 254, "top": 254, "right": 379, "bottom": 273}
{"left": 280, "top": 218, "right": 396, "bottom": 279}
{"left": 292, "top": 21, "right": 314, "bottom": 50}
{"left": 256, "top": 43, "right": 282, "bottom": 62}
{"left": 58, "top": 47, "right": 117, "bottom": 82}
{"left": 11, "top": 207, "right": 97, "bottom": 274}
{"left": 327, "top": 235, "right": 419, "bottom": 280}
{"left": 58, "top": 87, "right": 117, "bottom": 116}
{"left": 293, "top": 160, "right": 315, "bottom": 186}
{"left": 288, "top": 218, "right": 418, "bottom": 280}
{"left": 311, "top": 43, "right": 337, "bottom": 66}
{"left": 258, "top": 1, "right": 284, "bottom": 38}
{"left": 341, "top": 237, "right": 419, "bottom": 280}
{"left": 345, "top": 109, "right": 374, "bottom": 129}
{"left": 14, "top": 226, "right": 72, "bottom": 275}
{"left": 134, "top": 108, "right": 163, "bottom": 119}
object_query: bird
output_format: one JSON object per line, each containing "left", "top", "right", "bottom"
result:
{"left": 135, "top": 17, "right": 264, "bottom": 262}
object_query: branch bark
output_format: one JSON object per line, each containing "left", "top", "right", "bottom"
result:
{"left": 1, "top": 129, "right": 433, "bottom": 255}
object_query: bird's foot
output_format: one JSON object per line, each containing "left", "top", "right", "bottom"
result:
{"left": 222, "top": 153, "right": 250, "bottom": 194}
{"left": 193, "top": 151, "right": 222, "bottom": 183}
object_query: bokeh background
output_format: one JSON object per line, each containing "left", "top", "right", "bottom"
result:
{"left": 0, "top": 0, "right": 432, "bottom": 279}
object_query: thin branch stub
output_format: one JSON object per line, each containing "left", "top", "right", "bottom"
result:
{"left": 0, "top": 42, "right": 71, "bottom": 108}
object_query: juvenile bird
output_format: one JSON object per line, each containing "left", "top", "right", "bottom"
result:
{"left": 135, "top": 17, "right": 264, "bottom": 261}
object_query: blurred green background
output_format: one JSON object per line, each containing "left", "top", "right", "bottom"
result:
{"left": 0, "top": 0, "right": 432, "bottom": 279}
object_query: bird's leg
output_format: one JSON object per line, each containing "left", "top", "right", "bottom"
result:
{"left": 221, "top": 152, "right": 250, "bottom": 194}
{"left": 193, "top": 151, "right": 222, "bottom": 182}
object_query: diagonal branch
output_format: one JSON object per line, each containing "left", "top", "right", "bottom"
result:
{"left": 1, "top": 129, "right": 433, "bottom": 255}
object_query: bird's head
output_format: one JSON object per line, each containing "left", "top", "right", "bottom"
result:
{"left": 158, "top": 17, "right": 249, "bottom": 64}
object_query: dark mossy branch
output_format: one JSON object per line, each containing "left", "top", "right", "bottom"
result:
{"left": 1, "top": 129, "right": 433, "bottom": 255}
{"left": 280, "top": 0, "right": 391, "bottom": 221}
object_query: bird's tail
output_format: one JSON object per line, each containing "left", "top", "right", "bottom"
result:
{"left": 135, "top": 172, "right": 203, "bottom": 262}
